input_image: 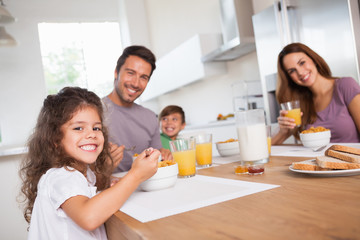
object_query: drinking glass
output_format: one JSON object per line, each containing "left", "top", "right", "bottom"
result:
{"left": 235, "top": 109, "right": 269, "bottom": 164}
{"left": 195, "top": 133, "right": 212, "bottom": 167}
{"left": 169, "top": 138, "right": 196, "bottom": 178}
{"left": 280, "top": 100, "right": 301, "bottom": 126}
{"left": 267, "top": 125, "right": 271, "bottom": 155}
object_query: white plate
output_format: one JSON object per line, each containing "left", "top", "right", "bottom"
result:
{"left": 289, "top": 163, "right": 360, "bottom": 177}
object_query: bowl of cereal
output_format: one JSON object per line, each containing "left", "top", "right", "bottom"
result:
{"left": 216, "top": 138, "right": 240, "bottom": 157}
{"left": 139, "top": 160, "right": 178, "bottom": 191}
{"left": 299, "top": 126, "right": 331, "bottom": 151}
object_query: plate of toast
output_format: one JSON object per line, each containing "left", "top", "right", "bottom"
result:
{"left": 290, "top": 145, "right": 360, "bottom": 176}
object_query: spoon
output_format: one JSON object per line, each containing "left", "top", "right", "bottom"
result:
{"left": 313, "top": 145, "right": 327, "bottom": 152}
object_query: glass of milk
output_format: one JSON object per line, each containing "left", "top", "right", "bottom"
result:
{"left": 235, "top": 109, "right": 269, "bottom": 164}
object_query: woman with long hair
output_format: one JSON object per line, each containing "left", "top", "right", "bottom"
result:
{"left": 272, "top": 42, "right": 360, "bottom": 144}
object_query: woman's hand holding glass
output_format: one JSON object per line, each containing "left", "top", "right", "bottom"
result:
{"left": 277, "top": 110, "right": 303, "bottom": 135}
{"left": 278, "top": 109, "right": 297, "bottom": 129}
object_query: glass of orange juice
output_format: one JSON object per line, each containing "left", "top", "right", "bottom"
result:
{"left": 169, "top": 138, "right": 196, "bottom": 178}
{"left": 195, "top": 133, "right": 212, "bottom": 167}
{"left": 266, "top": 125, "right": 271, "bottom": 155}
{"left": 280, "top": 100, "right": 301, "bottom": 126}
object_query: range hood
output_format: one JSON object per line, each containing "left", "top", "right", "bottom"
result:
{"left": 202, "top": 0, "right": 256, "bottom": 62}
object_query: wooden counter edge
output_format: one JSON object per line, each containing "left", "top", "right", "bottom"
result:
{"left": 105, "top": 211, "right": 144, "bottom": 240}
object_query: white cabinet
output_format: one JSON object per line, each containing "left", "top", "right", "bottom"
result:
{"left": 140, "top": 34, "right": 227, "bottom": 101}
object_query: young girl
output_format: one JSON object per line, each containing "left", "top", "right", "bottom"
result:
{"left": 19, "top": 87, "right": 159, "bottom": 239}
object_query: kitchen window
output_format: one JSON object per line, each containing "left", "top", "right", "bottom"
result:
{"left": 38, "top": 22, "right": 122, "bottom": 97}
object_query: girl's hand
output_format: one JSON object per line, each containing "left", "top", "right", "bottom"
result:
{"left": 128, "top": 148, "right": 160, "bottom": 183}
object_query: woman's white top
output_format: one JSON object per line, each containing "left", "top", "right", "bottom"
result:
{"left": 27, "top": 166, "right": 107, "bottom": 240}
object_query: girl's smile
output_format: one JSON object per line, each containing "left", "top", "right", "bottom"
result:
{"left": 61, "top": 106, "right": 104, "bottom": 165}
{"left": 80, "top": 144, "right": 98, "bottom": 151}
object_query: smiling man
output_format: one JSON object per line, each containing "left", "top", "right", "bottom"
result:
{"left": 103, "top": 45, "right": 172, "bottom": 172}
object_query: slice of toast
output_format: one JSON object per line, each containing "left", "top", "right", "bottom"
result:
{"left": 316, "top": 156, "right": 360, "bottom": 169}
{"left": 326, "top": 150, "right": 360, "bottom": 163}
{"left": 325, "top": 145, "right": 360, "bottom": 156}
{"left": 292, "top": 159, "right": 329, "bottom": 171}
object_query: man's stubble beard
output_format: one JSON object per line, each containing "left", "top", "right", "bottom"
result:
{"left": 115, "top": 85, "right": 133, "bottom": 105}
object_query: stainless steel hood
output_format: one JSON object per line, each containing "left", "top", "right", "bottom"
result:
{"left": 202, "top": 0, "right": 256, "bottom": 62}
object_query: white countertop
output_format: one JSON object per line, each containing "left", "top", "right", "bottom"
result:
{"left": 0, "top": 145, "right": 28, "bottom": 157}
{"left": 184, "top": 118, "right": 235, "bottom": 130}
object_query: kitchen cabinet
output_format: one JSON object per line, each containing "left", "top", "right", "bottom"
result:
{"left": 140, "top": 34, "right": 227, "bottom": 101}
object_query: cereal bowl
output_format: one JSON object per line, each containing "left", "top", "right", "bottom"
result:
{"left": 300, "top": 130, "right": 331, "bottom": 151}
{"left": 139, "top": 162, "right": 178, "bottom": 191}
{"left": 216, "top": 139, "right": 240, "bottom": 157}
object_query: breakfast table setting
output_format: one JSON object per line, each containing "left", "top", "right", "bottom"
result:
{"left": 106, "top": 107, "right": 360, "bottom": 239}
{"left": 105, "top": 142, "right": 360, "bottom": 240}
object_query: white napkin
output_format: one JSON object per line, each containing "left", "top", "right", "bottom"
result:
{"left": 119, "top": 175, "right": 279, "bottom": 222}
{"left": 271, "top": 143, "right": 360, "bottom": 157}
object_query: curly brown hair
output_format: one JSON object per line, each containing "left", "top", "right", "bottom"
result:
{"left": 19, "top": 87, "right": 112, "bottom": 224}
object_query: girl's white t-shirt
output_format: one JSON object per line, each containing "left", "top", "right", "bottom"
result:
{"left": 27, "top": 166, "right": 107, "bottom": 240}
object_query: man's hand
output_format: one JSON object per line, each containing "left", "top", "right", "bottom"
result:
{"left": 108, "top": 142, "right": 125, "bottom": 170}
{"left": 160, "top": 148, "right": 173, "bottom": 160}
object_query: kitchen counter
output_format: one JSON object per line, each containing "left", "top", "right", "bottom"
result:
{"left": 0, "top": 145, "right": 27, "bottom": 157}
{"left": 184, "top": 118, "right": 235, "bottom": 130}
{"left": 105, "top": 154, "right": 360, "bottom": 239}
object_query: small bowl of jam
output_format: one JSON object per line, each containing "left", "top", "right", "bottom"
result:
{"left": 247, "top": 164, "right": 265, "bottom": 175}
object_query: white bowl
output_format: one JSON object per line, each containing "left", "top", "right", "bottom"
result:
{"left": 216, "top": 141, "right": 240, "bottom": 157}
{"left": 299, "top": 130, "right": 331, "bottom": 150}
{"left": 139, "top": 163, "right": 178, "bottom": 191}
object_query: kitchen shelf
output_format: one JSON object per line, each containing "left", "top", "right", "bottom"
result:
{"left": 140, "top": 34, "right": 227, "bottom": 101}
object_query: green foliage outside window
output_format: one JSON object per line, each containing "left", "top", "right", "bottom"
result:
{"left": 43, "top": 44, "right": 86, "bottom": 94}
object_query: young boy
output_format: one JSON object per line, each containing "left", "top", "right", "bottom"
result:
{"left": 159, "top": 105, "right": 186, "bottom": 150}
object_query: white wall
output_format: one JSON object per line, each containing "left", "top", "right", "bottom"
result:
{"left": 155, "top": 52, "right": 260, "bottom": 126}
